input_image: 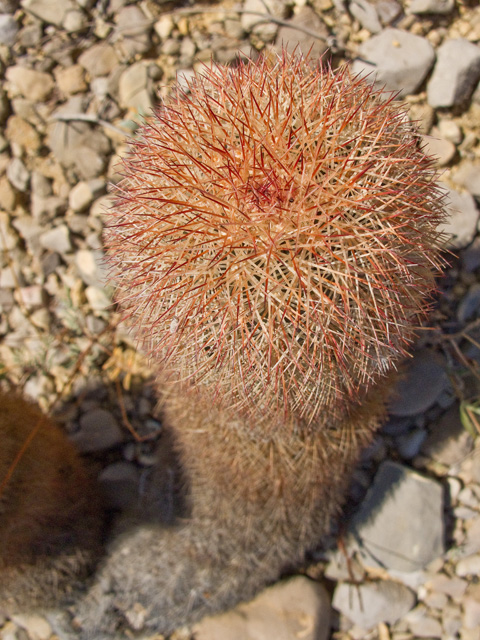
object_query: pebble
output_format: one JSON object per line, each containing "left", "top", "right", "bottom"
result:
{"left": 389, "top": 350, "right": 450, "bottom": 418}
{"left": 118, "top": 61, "right": 154, "bottom": 112}
{"left": 0, "top": 13, "right": 17, "bottom": 45}
{"left": 85, "top": 285, "right": 111, "bottom": 311}
{"left": 425, "top": 574, "right": 468, "bottom": 599}
{"left": 353, "top": 29, "right": 435, "bottom": 97}
{"left": 456, "top": 554, "right": 480, "bottom": 577}
{"left": 39, "top": 224, "right": 72, "bottom": 255}
{"left": 409, "top": 0, "right": 454, "bottom": 13}
{"left": 194, "top": 576, "right": 331, "bottom": 640}
{"left": 70, "top": 408, "right": 123, "bottom": 453}
{"left": 54, "top": 64, "right": 87, "bottom": 96}
{"left": 421, "top": 131, "right": 456, "bottom": 167}
{"left": 74, "top": 249, "right": 106, "bottom": 287}
{"left": 349, "top": 461, "right": 444, "bottom": 572}
{"left": 5, "top": 66, "right": 55, "bottom": 102}
{"left": 408, "top": 614, "right": 443, "bottom": 638}
{"left": 333, "top": 580, "right": 415, "bottom": 629}
{"left": 439, "top": 185, "right": 479, "bottom": 250}
{"left": 5, "top": 115, "right": 41, "bottom": 153}
{"left": 68, "top": 180, "right": 98, "bottom": 212}
{"left": 78, "top": 43, "right": 119, "bottom": 78}
{"left": 241, "top": 0, "right": 286, "bottom": 40}
{"left": 350, "top": 0, "right": 382, "bottom": 33}
{"left": 113, "top": 5, "right": 151, "bottom": 60}
{"left": 427, "top": 39, "right": 480, "bottom": 108}
{"left": 422, "top": 405, "right": 474, "bottom": 467}
{"left": 453, "top": 162, "right": 480, "bottom": 199}
{"left": 275, "top": 6, "right": 329, "bottom": 59}
{"left": 21, "top": 0, "right": 77, "bottom": 27}
{"left": 11, "top": 614, "right": 51, "bottom": 640}
{"left": 6, "top": 157, "right": 30, "bottom": 192}
{"left": 457, "top": 283, "right": 480, "bottom": 323}
{"left": 98, "top": 462, "right": 140, "bottom": 510}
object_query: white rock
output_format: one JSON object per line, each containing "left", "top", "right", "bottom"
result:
{"left": 427, "top": 39, "right": 480, "bottom": 108}
{"left": 5, "top": 65, "right": 54, "bottom": 101}
{"left": 352, "top": 29, "right": 435, "bottom": 97}
{"left": 7, "top": 157, "right": 30, "bottom": 192}
{"left": 69, "top": 181, "right": 94, "bottom": 212}
{"left": 85, "top": 285, "right": 111, "bottom": 311}
{"left": 11, "top": 614, "right": 52, "bottom": 640}
{"left": 348, "top": 461, "right": 445, "bottom": 572}
{"left": 195, "top": 576, "right": 331, "bottom": 640}
{"left": 21, "top": 0, "right": 76, "bottom": 26}
{"left": 39, "top": 225, "right": 72, "bottom": 254}
{"left": 438, "top": 184, "right": 479, "bottom": 249}
{"left": 456, "top": 554, "right": 480, "bottom": 577}
{"left": 0, "top": 13, "right": 18, "bottom": 45}
{"left": 333, "top": 580, "right": 415, "bottom": 629}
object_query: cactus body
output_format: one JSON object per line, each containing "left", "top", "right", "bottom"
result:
{"left": 0, "top": 392, "right": 103, "bottom": 615}
{"left": 2, "top": 52, "right": 446, "bottom": 638}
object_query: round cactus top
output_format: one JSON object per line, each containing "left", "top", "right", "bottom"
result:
{"left": 106, "top": 51, "right": 447, "bottom": 427}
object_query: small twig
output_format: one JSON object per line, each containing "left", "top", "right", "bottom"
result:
{"left": 51, "top": 113, "right": 133, "bottom": 137}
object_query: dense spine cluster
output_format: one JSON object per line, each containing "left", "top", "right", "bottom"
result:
{"left": 107, "top": 52, "right": 446, "bottom": 425}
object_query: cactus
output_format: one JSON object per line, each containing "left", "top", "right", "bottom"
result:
{"left": 0, "top": 391, "right": 103, "bottom": 616}
{"left": 54, "top": 52, "right": 447, "bottom": 637}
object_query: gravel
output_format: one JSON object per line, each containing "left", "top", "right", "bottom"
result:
{"left": 2, "top": 1, "right": 480, "bottom": 639}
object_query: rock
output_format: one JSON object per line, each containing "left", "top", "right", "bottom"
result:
{"left": 78, "top": 43, "right": 119, "bottom": 78}
{"left": 5, "top": 114, "right": 41, "bottom": 153}
{"left": 118, "top": 61, "right": 154, "bottom": 112}
{"left": 352, "top": 29, "right": 435, "bottom": 98}
{"left": 194, "top": 576, "right": 331, "bottom": 640}
{"left": 39, "top": 224, "right": 71, "bottom": 254}
{"left": 113, "top": 5, "right": 151, "bottom": 60}
{"left": 438, "top": 185, "right": 479, "bottom": 250}
{"left": 0, "top": 13, "right": 18, "bottom": 45}
{"left": 421, "top": 131, "right": 456, "bottom": 167}
{"left": 463, "top": 596, "right": 480, "bottom": 628}
{"left": 75, "top": 249, "right": 107, "bottom": 287}
{"left": 70, "top": 408, "right": 123, "bottom": 453}
{"left": 6, "top": 157, "right": 29, "bottom": 192}
{"left": 395, "top": 428, "right": 427, "bottom": 459}
{"left": 275, "top": 6, "right": 329, "bottom": 59}
{"left": 349, "top": 461, "right": 445, "bottom": 572}
{"left": 427, "top": 39, "right": 480, "bottom": 108}
{"left": 21, "top": 0, "right": 76, "bottom": 26}
{"left": 68, "top": 180, "right": 104, "bottom": 212}
{"left": 425, "top": 573, "right": 468, "bottom": 599}
{"left": 54, "top": 64, "right": 87, "bottom": 95}
{"left": 453, "top": 162, "right": 480, "bottom": 199}
{"left": 85, "top": 285, "right": 111, "bottom": 311}
{"left": 408, "top": 613, "right": 443, "bottom": 638}
{"left": 63, "top": 9, "right": 86, "bottom": 32}
{"left": 350, "top": 0, "right": 382, "bottom": 33}
{"left": 389, "top": 350, "right": 449, "bottom": 417}
{"left": 75, "top": 146, "right": 107, "bottom": 180}
{"left": 11, "top": 614, "right": 52, "bottom": 640}
{"left": 437, "top": 119, "right": 463, "bottom": 145}
{"left": 332, "top": 580, "right": 415, "bottom": 629}
{"left": 422, "top": 404, "right": 474, "bottom": 467}
{"left": 457, "top": 283, "right": 480, "bottom": 323}
{"left": 376, "top": 0, "right": 402, "bottom": 25}
{"left": 5, "top": 65, "right": 54, "bottom": 102}
{"left": 98, "top": 462, "right": 140, "bottom": 510}
{"left": 242, "top": 0, "right": 286, "bottom": 40}
{"left": 456, "top": 554, "right": 480, "bottom": 577}
{"left": 0, "top": 176, "right": 16, "bottom": 211}
{"left": 409, "top": 0, "right": 454, "bottom": 13}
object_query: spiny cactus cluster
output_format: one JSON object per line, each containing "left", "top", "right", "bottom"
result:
{"left": 106, "top": 51, "right": 446, "bottom": 426}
